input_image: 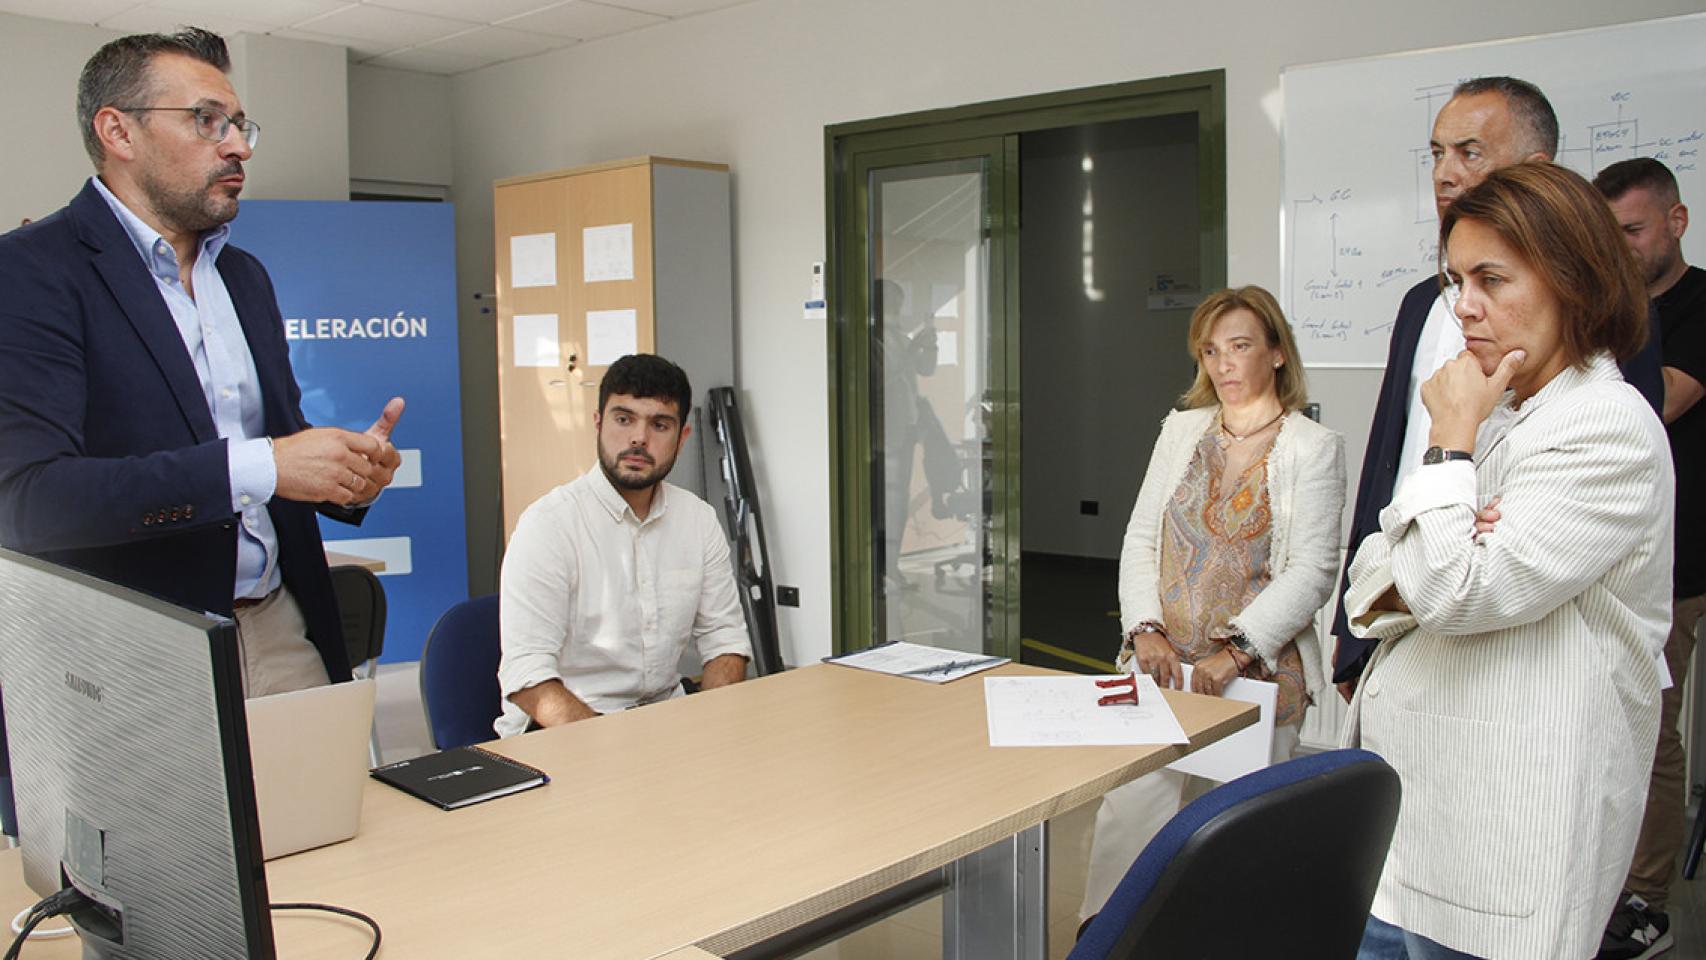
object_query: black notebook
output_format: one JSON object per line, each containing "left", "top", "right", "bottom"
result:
{"left": 371, "top": 745, "right": 549, "bottom": 810}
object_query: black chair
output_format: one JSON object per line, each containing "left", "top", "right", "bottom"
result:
{"left": 1070, "top": 748, "right": 1400, "bottom": 960}
{"left": 330, "top": 564, "right": 387, "bottom": 765}
{"left": 330, "top": 565, "right": 387, "bottom": 680}
{"left": 418, "top": 595, "right": 503, "bottom": 750}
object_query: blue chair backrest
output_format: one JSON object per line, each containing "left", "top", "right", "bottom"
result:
{"left": 418, "top": 595, "right": 503, "bottom": 750}
{"left": 1070, "top": 748, "right": 1400, "bottom": 960}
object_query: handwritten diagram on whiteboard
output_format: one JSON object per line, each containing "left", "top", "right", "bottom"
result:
{"left": 1282, "top": 14, "right": 1706, "bottom": 366}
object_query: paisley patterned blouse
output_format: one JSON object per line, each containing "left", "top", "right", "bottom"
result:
{"left": 1156, "top": 426, "right": 1308, "bottom": 725}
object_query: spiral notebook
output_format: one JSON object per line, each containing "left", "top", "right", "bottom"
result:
{"left": 371, "top": 745, "right": 549, "bottom": 810}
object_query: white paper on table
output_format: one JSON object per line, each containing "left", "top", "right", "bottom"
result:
{"left": 510, "top": 233, "right": 557, "bottom": 288}
{"left": 1165, "top": 664, "right": 1277, "bottom": 782}
{"left": 822, "top": 641, "right": 1007, "bottom": 684}
{"left": 512, "top": 313, "right": 560, "bottom": 368}
{"left": 984, "top": 675, "right": 1188, "bottom": 748}
{"left": 585, "top": 309, "right": 638, "bottom": 366}
{"left": 583, "top": 223, "right": 634, "bottom": 283}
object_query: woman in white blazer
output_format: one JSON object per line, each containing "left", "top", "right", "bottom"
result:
{"left": 1080, "top": 285, "right": 1345, "bottom": 922}
{"left": 1345, "top": 163, "right": 1671, "bottom": 960}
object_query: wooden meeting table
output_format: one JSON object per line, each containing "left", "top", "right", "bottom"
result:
{"left": 0, "top": 663, "right": 1253, "bottom": 959}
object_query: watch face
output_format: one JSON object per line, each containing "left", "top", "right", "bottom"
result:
{"left": 1423, "top": 446, "right": 1443, "bottom": 465}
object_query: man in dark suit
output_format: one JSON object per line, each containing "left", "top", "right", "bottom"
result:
{"left": 1330, "top": 77, "right": 1663, "bottom": 698}
{"left": 0, "top": 26, "right": 404, "bottom": 698}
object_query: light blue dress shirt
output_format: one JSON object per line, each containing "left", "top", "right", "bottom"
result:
{"left": 91, "top": 177, "right": 281, "bottom": 600}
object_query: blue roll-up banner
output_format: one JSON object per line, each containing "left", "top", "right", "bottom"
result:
{"left": 236, "top": 200, "right": 467, "bottom": 663}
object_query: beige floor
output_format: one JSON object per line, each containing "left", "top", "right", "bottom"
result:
{"left": 374, "top": 665, "right": 1706, "bottom": 960}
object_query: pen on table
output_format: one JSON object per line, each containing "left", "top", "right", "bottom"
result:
{"left": 901, "top": 656, "right": 1005, "bottom": 676}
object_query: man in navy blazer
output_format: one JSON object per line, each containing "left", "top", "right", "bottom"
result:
{"left": 0, "top": 27, "right": 404, "bottom": 698}
{"left": 1330, "top": 77, "right": 1664, "bottom": 696}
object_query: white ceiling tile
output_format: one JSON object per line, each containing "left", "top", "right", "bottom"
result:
{"left": 148, "top": 0, "right": 355, "bottom": 30}
{"left": 362, "top": 0, "right": 557, "bottom": 24}
{"left": 98, "top": 4, "right": 274, "bottom": 37}
{"left": 599, "top": 0, "right": 753, "bottom": 17}
{"left": 418, "top": 25, "right": 570, "bottom": 60}
{"left": 268, "top": 26, "right": 398, "bottom": 59}
{"left": 498, "top": 0, "right": 663, "bottom": 40}
{"left": 292, "top": 3, "right": 476, "bottom": 46}
{"left": 364, "top": 44, "right": 491, "bottom": 75}
{"left": 0, "top": 0, "right": 138, "bottom": 24}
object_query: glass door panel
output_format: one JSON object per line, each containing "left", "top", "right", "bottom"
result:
{"left": 869, "top": 158, "right": 993, "bottom": 655}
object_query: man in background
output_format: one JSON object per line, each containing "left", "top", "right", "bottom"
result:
{"left": 1330, "top": 76, "right": 1664, "bottom": 696}
{"left": 1591, "top": 156, "right": 1703, "bottom": 960}
{"left": 496, "top": 353, "right": 750, "bottom": 735}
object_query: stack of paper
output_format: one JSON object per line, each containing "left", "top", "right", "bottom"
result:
{"left": 983, "top": 674, "right": 1187, "bottom": 747}
{"left": 823, "top": 641, "right": 1009, "bottom": 684}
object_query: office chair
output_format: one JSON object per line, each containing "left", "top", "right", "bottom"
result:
{"left": 1069, "top": 748, "right": 1400, "bottom": 960}
{"left": 330, "top": 564, "right": 387, "bottom": 681}
{"left": 418, "top": 594, "right": 503, "bottom": 750}
{"left": 330, "top": 564, "right": 387, "bottom": 765}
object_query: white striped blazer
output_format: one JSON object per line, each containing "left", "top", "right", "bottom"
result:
{"left": 1342, "top": 354, "right": 1673, "bottom": 960}
{"left": 1118, "top": 406, "right": 1345, "bottom": 703}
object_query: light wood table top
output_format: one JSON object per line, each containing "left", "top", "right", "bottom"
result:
{"left": 323, "top": 550, "right": 385, "bottom": 573}
{"left": 0, "top": 664, "right": 1253, "bottom": 959}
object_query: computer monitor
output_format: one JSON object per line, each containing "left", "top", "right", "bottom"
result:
{"left": 0, "top": 547, "right": 274, "bottom": 958}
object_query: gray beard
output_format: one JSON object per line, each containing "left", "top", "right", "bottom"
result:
{"left": 139, "top": 166, "right": 237, "bottom": 236}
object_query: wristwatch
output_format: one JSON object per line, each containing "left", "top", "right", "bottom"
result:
{"left": 1421, "top": 446, "right": 1473, "bottom": 465}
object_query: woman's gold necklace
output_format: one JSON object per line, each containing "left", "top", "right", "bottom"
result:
{"left": 1218, "top": 409, "right": 1285, "bottom": 445}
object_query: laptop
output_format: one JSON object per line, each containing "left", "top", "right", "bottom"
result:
{"left": 245, "top": 678, "right": 375, "bottom": 860}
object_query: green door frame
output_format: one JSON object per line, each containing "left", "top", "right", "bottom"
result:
{"left": 826, "top": 70, "right": 1227, "bottom": 656}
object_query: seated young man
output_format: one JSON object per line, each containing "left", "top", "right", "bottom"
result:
{"left": 495, "top": 354, "right": 751, "bottom": 735}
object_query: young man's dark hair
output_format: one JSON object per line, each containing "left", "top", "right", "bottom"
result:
{"left": 1593, "top": 156, "right": 1683, "bottom": 207}
{"left": 76, "top": 27, "right": 231, "bottom": 166}
{"left": 1452, "top": 76, "right": 1559, "bottom": 157}
{"left": 597, "top": 354, "right": 693, "bottom": 421}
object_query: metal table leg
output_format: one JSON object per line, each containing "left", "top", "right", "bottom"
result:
{"left": 943, "top": 823, "right": 1046, "bottom": 960}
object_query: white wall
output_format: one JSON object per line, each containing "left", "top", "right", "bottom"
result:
{"left": 0, "top": 17, "right": 356, "bottom": 221}
{"left": 348, "top": 64, "right": 454, "bottom": 189}
{"left": 227, "top": 34, "right": 349, "bottom": 201}
{"left": 448, "top": 0, "right": 1705, "bottom": 666}
{"left": 0, "top": 14, "right": 118, "bottom": 227}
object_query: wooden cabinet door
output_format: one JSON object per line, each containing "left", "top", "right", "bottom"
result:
{"left": 493, "top": 162, "right": 656, "bottom": 540}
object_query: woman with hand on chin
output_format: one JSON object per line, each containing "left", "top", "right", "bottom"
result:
{"left": 1078, "top": 285, "right": 1345, "bottom": 924}
{"left": 1345, "top": 163, "right": 1672, "bottom": 960}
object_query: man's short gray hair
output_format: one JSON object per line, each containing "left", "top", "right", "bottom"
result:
{"left": 76, "top": 27, "right": 230, "bottom": 167}
{"left": 1452, "top": 76, "right": 1559, "bottom": 158}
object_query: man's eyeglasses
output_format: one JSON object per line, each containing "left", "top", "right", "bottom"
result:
{"left": 117, "top": 105, "right": 260, "bottom": 149}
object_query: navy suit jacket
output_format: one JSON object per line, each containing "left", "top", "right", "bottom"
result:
{"left": 1330, "top": 276, "right": 1664, "bottom": 684}
{"left": 0, "top": 181, "right": 356, "bottom": 682}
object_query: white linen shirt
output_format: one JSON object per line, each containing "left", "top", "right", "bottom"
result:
{"left": 495, "top": 468, "right": 752, "bottom": 737}
{"left": 1392, "top": 291, "right": 1467, "bottom": 485}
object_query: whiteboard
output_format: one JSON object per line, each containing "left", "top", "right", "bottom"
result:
{"left": 1282, "top": 14, "right": 1706, "bottom": 367}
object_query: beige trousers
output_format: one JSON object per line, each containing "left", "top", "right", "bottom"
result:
{"left": 1624, "top": 593, "right": 1706, "bottom": 910}
{"left": 233, "top": 585, "right": 331, "bottom": 698}
{"left": 1080, "top": 722, "right": 1302, "bottom": 920}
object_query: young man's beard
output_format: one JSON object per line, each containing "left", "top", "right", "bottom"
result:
{"left": 598, "top": 443, "right": 676, "bottom": 491}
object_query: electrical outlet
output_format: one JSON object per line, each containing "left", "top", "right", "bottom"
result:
{"left": 777, "top": 585, "right": 800, "bottom": 607}
{"left": 1080, "top": 500, "right": 1099, "bottom": 516}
